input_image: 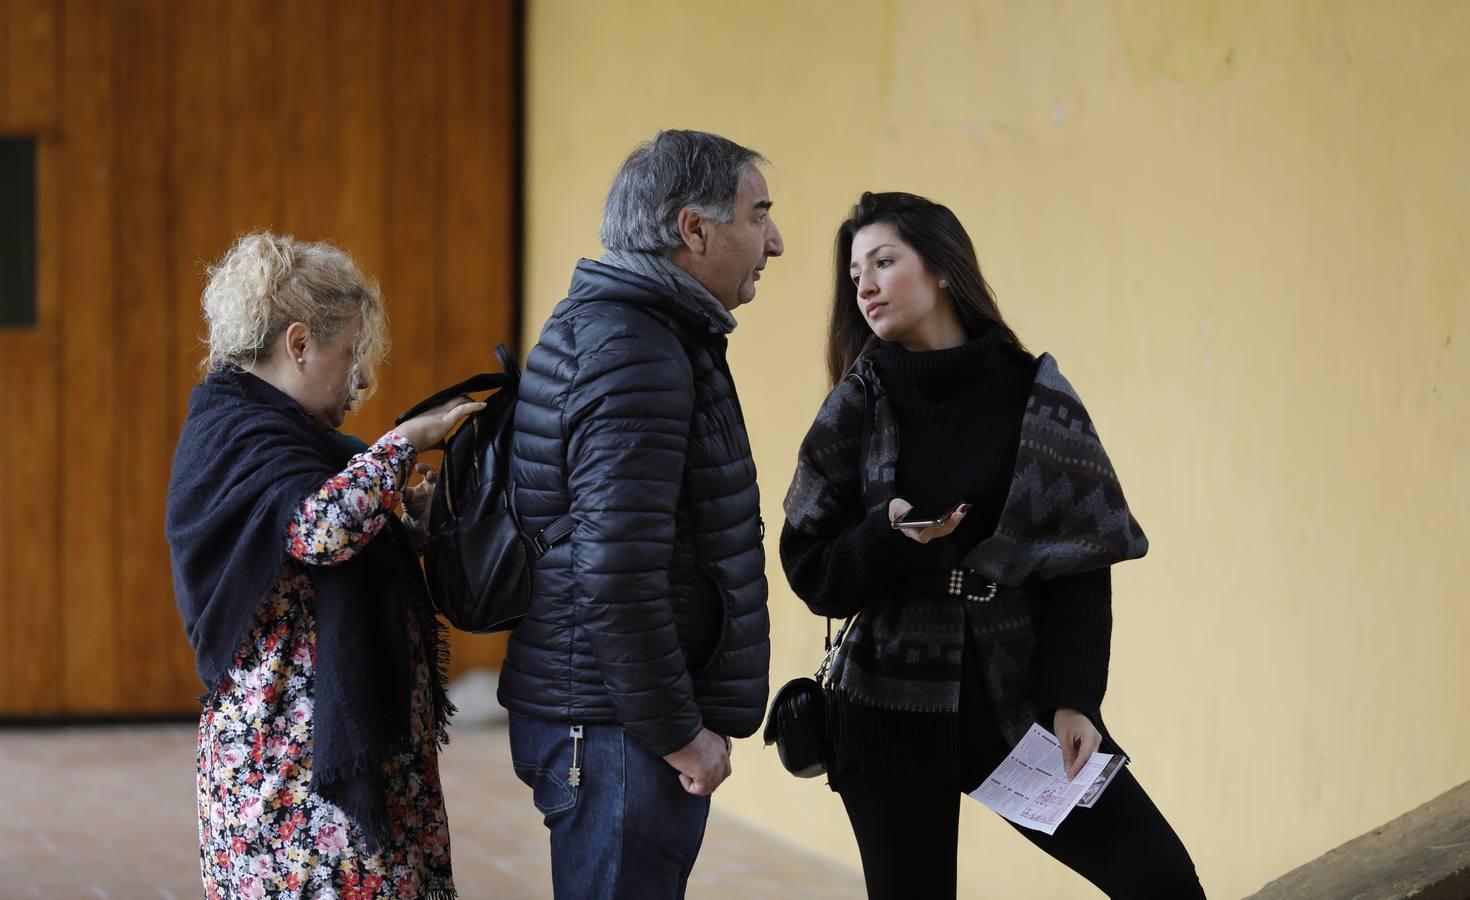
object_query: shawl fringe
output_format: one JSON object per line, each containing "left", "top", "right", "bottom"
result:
{"left": 827, "top": 691, "right": 965, "bottom": 776}
{"left": 411, "top": 568, "right": 457, "bottom": 749}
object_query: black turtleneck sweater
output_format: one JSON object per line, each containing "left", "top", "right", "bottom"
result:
{"left": 872, "top": 328, "right": 1031, "bottom": 564}
{"left": 780, "top": 329, "right": 1113, "bottom": 752}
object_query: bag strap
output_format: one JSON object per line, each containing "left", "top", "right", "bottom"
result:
{"left": 518, "top": 472, "right": 573, "bottom": 559}
{"left": 813, "top": 368, "right": 872, "bottom": 685}
{"left": 394, "top": 345, "right": 518, "bottom": 426}
{"left": 815, "top": 614, "right": 855, "bottom": 685}
{"left": 533, "top": 516, "right": 575, "bottom": 557}
{"left": 494, "top": 344, "right": 520, "bottom": 381}
{"left": 847, "top": 368, "right": 882, "bottom": 512}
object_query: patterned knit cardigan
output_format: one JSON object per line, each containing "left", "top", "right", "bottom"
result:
{"left": 783, "top": 352, "right": 1149, "bottom": 758}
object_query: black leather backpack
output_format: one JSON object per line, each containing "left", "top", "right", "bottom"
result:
{"left": 395, "top": 345, "right": 572, "bottom": 633}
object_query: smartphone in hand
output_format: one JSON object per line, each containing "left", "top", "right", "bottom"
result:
{"left": 891, "top": 501, "right": 968, "bottom": 530}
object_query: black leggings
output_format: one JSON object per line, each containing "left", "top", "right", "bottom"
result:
{"left": 837, "top": 767, "right": 1205, "bottom": 899}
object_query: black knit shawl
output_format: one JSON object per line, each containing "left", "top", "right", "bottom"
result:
{"left": 786, "top": 354, "right": 1148, "bottom": 584}
{"left": 166, "top": 368, "right": 447, "bottom": 848}
{"left": 784, "top": 353, "right": 1147, "bottom": 767}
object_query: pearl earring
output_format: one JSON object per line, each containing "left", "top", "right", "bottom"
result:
{"left": 297, "top": 357, "right": 305, "bottom": 364}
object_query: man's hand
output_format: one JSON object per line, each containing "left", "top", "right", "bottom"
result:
{"left": 1055, "top": 707, "right": 1102, "bottom": 781}
{"left": 663, "top": 728, "right": 732, "bottom": 796}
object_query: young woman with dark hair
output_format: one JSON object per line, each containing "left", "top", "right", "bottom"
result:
{"left": 781, "top": 192, "right": 1204, "bottom": 898}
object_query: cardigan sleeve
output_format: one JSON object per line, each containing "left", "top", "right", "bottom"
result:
{"left": 780, "top": 507, "right": 921, "bottom": 619}
{"left": 1031, "top": 566, "right": 1112, "bottom": 729}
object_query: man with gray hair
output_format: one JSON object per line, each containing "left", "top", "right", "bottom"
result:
{"left": 499, "top": 130, "right": 783, "bottom": 898}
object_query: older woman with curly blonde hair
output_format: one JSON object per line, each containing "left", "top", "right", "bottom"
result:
{"left": 166, "top": 233, "right": 479, "bottom": 899}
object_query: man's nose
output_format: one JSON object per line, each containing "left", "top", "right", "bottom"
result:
{"left": 766, "top": 222, "right": 784, "bottom": 257}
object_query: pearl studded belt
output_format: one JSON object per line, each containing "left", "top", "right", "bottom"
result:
{"left": 906, "top": 567, "right": 1000, "bottom": 603}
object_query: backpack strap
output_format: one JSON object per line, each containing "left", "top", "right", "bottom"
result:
{"left": 393, "top": 369, "right": 514, "bottom": 426}
{"left": 502, "top": 478, "right": 574, "bottom": 560}
{"left": 395, "top": 345, "right": 521, "bottom": 426}
{"left": 532, "top": 515, "right": 576, "bottom": 558}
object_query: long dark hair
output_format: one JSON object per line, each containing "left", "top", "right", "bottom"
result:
{"left": 827, "top": 191, "right": 1024, "bottom": 386}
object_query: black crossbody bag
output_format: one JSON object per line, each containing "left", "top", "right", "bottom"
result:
{"left": 761, "top": 614, "right": 854, "bottom": 778}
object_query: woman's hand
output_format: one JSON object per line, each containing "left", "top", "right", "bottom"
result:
{"left": 888, "top": 497, "right": 969, "bottom": 544}
{"left": 1054, "top": 707, "right": 1102, "bottom": 780}
{"left": 400, "top": 464, "right": 437, "bottom": 549}
{"left": 403, "top": 464, "right": 437, "bottom": 520}
{"left": 395, "top": 396, "right": 485, "bottom": 452}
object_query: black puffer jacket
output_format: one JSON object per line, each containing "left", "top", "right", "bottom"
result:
{"left": 498, "top": 259, "right": 770, "bottom": 756}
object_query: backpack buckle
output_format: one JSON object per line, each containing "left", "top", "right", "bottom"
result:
{"left": 530, "top": 515, "right": 575, "bottom": 559}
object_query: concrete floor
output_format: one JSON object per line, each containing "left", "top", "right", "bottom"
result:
{"left": 0, "top": 722, "right": 865, "bottom": 899}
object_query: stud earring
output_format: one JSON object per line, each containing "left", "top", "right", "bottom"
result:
{"left": 938, "top": 279, "right": 949, "bottom": 289}
{"left": 297, "top": 357, "right": 305, "bottom": 364}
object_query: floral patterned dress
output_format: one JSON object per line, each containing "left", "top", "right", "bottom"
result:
{"left": 196, "top": 432, "right": 456, "bottom": 900}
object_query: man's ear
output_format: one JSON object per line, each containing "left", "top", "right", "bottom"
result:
{"left": 676, "top": 205, "right": 709, "bottom": 255}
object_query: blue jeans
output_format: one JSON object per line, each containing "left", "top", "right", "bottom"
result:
{"left": 508, "top": 713, "right": 711, "bottom": 900}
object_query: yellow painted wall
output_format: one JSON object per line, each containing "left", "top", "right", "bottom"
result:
{"left": 524, "top": 2, "right": 1470, "bottom": 896}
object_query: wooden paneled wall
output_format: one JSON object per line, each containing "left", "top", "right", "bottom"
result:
{"left": 0, "top": 0, "right": 521, "bottom": 717}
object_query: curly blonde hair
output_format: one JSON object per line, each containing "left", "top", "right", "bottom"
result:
{"left": 200, "top": 232, "right": 389, "bottom": 400}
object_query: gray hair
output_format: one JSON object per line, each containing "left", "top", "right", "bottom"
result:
{"left": 599, "top": 129, "right": 766, "bottom": 253}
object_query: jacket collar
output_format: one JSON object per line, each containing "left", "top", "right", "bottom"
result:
{"left": 568, "top": 258, "right": 726, "bottom": 343}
